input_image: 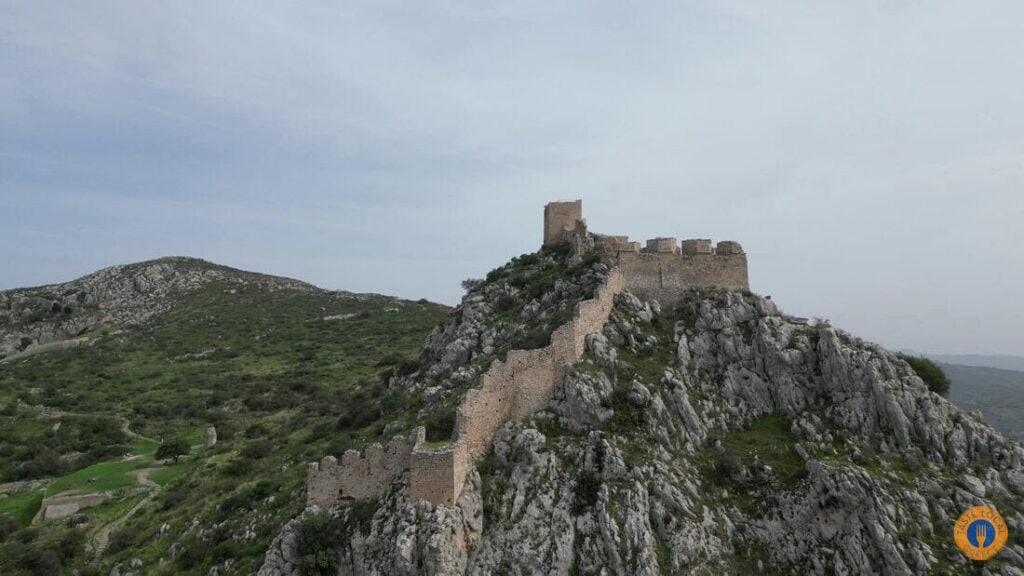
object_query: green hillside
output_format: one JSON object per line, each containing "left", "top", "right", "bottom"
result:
{"left": 0, "top": 260, "right": 450, "bottom": 575}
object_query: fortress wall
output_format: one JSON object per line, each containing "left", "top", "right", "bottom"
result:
{"left": 617, "top": 252, "right": 747, "bottom": 304}
{"left": 311, "top": 268, "right": 623, "bottom": 508}
{"left": 306, "top": 430, "right": 421, "bottom": 508}
{"left": 455, "top": 268, "right": 623, "bottom": 462}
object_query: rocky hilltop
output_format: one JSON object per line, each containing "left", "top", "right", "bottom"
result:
{"left": 0, "top": 257, "right": 316, "bottom": 361}
{"left": 260, "top": 244, "right": 1024, "bottom": 575}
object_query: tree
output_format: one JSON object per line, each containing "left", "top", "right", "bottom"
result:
{"left": 898, "top": 354, "right": 951, "bottom": 397}
{"left": 156, "top": 438, "right": 191, "bottom": 464}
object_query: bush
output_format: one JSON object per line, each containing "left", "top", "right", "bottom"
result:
{"left": 296, "top": 511, "right": 345, "bottom": 576}
{"left": 0, "top": 514, "right": 18, "bottom": 541}
{"left": 713, "top": 451, "right": 742, "bottom": 486}
{"left": 156, "top": 438, "right": 191, "bottom": 463}
{"left": 423, "top": 409, "right": 456, "bottom": 442}
{"left": 898, "top": 354, "right": 950, "bottom": 396}
{"left": 571, "top": 470, "right": 601, "bottom": 513}
{"left": 240, "top": 440, "right": 273, "bottom": 459}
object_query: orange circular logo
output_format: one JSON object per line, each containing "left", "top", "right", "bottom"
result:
{"left": 954, "top": 506, "right": 1008, "bottom": 561}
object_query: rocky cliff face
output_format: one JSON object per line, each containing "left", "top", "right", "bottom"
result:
{"left": 0, "top": 257, "right": 316, "bottom": 361}
{"left": 260, "top": 277, "right": 1024, "bottom": 574}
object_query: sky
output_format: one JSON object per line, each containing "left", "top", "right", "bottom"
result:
{"left": 2, "top": 1, "right": 1023, "bottom": 356}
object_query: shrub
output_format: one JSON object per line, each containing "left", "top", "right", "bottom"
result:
{"left": 898, "top": 354, "right": 950, "bottom": 396}
{"left": 156, "top": 438, "right": 191, "bottom": 464}
{"left": 296, "top": 511, "right": 345, "bottom": 576}
{"left": 106, "top": 528, "right": 136, "bottom": 554}
{"left": 571, "top": 470, "right": 602, "bottom": 513}
{"left": 0, "top": 514, "right": 18, "bottom": 541}
{"left": 241, "top": 440, "right": 273, "bottom": 459}
{"left": 424, "top": 409, "right": 456, "bottom": 442}
{"left": 713, "top": 451, "right": 742, "bottom": 486}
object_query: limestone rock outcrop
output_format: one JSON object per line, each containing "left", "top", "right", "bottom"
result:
{"left": 261, "top": 286, "right": 1024, "bottom": 575}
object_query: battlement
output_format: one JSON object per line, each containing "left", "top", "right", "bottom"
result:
{"left": 307, "top": 429, "right": 423, "bottom": 508}
{"left": 554, "top": 201, "right": 749, "bottom": 301}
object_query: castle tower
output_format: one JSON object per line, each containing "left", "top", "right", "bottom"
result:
{"left": 543, "top": 200, "right": 583, "bottom": 245}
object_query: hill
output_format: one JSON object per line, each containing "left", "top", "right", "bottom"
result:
{"left": 3, "top": 245, "right": 1024, "bottom": 575}
{"left": 0, "top": 258, "right": 451, "bottom": 575}
{"left": 930, "top": 354, "right": 1024, "bottom": 373}
{"left": 256, "top": 235, "right": 1024, "bottom": 575}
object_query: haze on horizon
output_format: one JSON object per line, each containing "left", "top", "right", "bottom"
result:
{"left": 2, "top": 2, "right": 1022, "bottom": 357}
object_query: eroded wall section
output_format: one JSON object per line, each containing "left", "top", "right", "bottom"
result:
{"left": 307, "top": 429, "right": 424, "bottom": 509}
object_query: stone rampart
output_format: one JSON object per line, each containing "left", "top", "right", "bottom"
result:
{"left": 307, "top": 200, "right": 747, "bottom": 509}
{"left": 306, "top": 269, "right": 622, "bottom": 508}
{"left": 453, "top": 268, "right": 623, "bottom": 461}
{"left": 616, "top": 243, "right": 748, "bottom": 304}
{"left": 307, "top": 429, "right": 423, "bottom": 509}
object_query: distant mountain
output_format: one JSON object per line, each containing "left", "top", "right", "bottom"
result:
{"left": 943, "top": 362, "right": 1024, "bottom": 441}
{"left": 928, "top": 353, "right": 1024, "bottom": 373}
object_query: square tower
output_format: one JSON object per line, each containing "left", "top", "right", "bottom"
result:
{"left": 543, "top": 200, "right": 583, "bottom": 245}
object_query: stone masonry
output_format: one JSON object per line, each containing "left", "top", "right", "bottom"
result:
{"left": 547, "top": 201, "right": 750, "bottom": 301}
{"left": 307, "top": 268, "right": 623, "bottom": 509}
{"left": 307, "top": 200, "right": 747, "bottom": 509}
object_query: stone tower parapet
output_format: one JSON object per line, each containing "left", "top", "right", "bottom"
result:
{"left": 543, "top": 200, "right": 583, "bottom": 245}
{"left": 554, "top": 200, "right": 750, "bottom": 301}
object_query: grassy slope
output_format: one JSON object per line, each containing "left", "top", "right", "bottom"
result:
{"left": 0, "top": 274, "right": 449, "bottom": 575}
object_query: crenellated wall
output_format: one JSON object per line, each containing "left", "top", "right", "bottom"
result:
{"left": 307, "top": 429, "right": 423, "bottom": 509}
{"left": 615, "top": 245, "right": 748, "bottom": 304}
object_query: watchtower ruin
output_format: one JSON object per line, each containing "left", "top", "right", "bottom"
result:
{"left": 543, "top": 200, "right": 583, "bottom": 245}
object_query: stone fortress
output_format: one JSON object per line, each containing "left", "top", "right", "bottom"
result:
{"left": 307, "top": 200, "right": 748, "bottom": 508}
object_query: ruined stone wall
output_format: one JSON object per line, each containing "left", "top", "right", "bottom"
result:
{"left": 544, "top": 200, "right": 583, "bottom": 245}
{"left": 307, "top": 429, "right": 423, "bottom": 509}
{"left": 308, "top": 269, "right": 622, "bottom": 508}
{"left": 616, "top": 247, "right": 748, "bottom": 304}
{"left": 409, "top": 439, "right": 468, "bottom": 505}
{"left": 454, "top": 268, "right": 623, "bottom": 460}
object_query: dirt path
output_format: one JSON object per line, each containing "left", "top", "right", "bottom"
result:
{"left": 91, "top": 467, "right": 161, "bottom": 561}
{"left": 118, "top": 416, "right": 159, "bottom": 446}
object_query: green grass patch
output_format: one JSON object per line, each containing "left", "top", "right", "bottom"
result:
{"left": 87, "top": 493, "right": 148, "bottom": 525}
{"left": 720, "top": 414, "right": 805, "bottom": 485}
{"left": 46, "top": 458, "right": 149, "bottom": 496}
{"left": 148, "top": 460, "right": 196, "bottom": 486}
{"left": 0, "top": 489, "right": 44, "bottom": 526}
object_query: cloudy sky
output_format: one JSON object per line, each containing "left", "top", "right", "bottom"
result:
{"left": 2, "top": 2, "right": 1022, "bottom": 356}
